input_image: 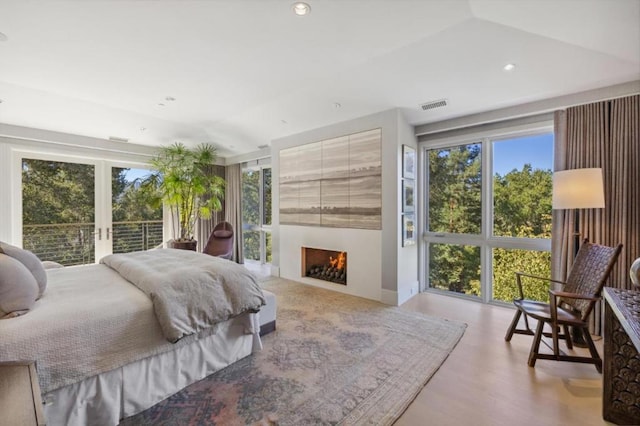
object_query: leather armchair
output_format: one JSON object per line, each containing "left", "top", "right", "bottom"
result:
{"left": 203, "top": 221, "right": 234, "bottom": 260}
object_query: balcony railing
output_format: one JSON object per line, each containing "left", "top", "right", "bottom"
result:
{"left": 112, "top": 220, "right": 164, "bottom": 254}
{"left": 23, "top": 220, "right": 163, "bottom": 266}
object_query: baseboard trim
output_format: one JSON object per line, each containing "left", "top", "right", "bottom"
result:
{"left": 380, "top": 289, "right": 398, "bottom": 306}
{"left": 270, "top": 265, "right": 280, "bottom": 277}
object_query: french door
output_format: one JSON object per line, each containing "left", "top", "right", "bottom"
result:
{"left": 19, "top": 153, "right": 161, "bottom": 266}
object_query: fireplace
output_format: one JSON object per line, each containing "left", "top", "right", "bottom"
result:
{"left": 301, "top": 247, "right": 347, "bottom": 285}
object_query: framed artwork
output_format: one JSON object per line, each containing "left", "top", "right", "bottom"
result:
{"left": 402, "top": 179, "right": 414, "bottom": 213}
{"left": 402, "top": 145, "right": 416, "bottom": 179}
{"left": 402, "top": 214, "right": 416, "bottom": 247}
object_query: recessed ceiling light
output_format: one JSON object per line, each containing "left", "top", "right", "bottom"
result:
{"left": 281, "top": 120, "right": 288, "bottom": 124}
{"left": 292, "top": 2, "right": 311, "bottom": 16}
{"left": 157, "top": 103, "right": 165, "bottom": 107}
{"left": 140, "top": 127, "right": 147, "bottom": 132}
{"left": 333, "top": 102, "right": 341, "bottom": 109}
{"left": 165, "top": 96, "right": 176, "bottom": 102}
{"left": 0, "top": 32, "right": 8, "bottom": 42}
{"left": 503, "top": 63, "right": 516, "bottom": 71}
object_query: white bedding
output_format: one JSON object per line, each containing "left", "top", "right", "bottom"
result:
{"left": 0, "top": 263, "right": 257, "bottom": 394}
{"left": 101, "top": 249, "right": 265, "bottom": 342}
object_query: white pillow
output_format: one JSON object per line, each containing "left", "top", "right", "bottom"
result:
{"left": 0, "top": 241, "right": 47, "bottom": 298}
{"left": 0, "top": 253, "right": 39, "bottom": 318}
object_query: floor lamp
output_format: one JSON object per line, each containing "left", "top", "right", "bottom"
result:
{"left": 552, "top": 167, "right": 605, "bottom": 346}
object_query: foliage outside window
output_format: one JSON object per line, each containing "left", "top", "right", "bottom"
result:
{"left": 428, "top": 143, "right": 482, "bottom": 234}
{"left": 242, "top": 166, "right": 272, "bottom": 264}
{"left": 112, "top": 167, "right": 163, "bottom": 254}
{"left": 425, "top": 131, "right": 553, "bottom": 303}
{"left": 22, "top": 159, "right": 96, "bottom": 265}
{"left": 22, "top": 160, "right": 163, "bottom": 266}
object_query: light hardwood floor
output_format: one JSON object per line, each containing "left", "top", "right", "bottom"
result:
{"left": 397, "top": 292, "right": 609, "bottom": 426}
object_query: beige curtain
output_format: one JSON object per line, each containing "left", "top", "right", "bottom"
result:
{"left": 225, "top": 163, "right": 244, "bottom": 263}
{"left": 196, "top": 164, "right": 226, "bottom": 252}
{"left": 553, "top": 94, "right": 640, "bottom": 333}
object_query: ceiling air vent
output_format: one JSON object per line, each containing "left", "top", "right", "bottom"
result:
{"left": 420, "top": 99, "right": 448, "bottom": 111}
{"left": 108, "top": 136, "right": 129, "bottom": 143}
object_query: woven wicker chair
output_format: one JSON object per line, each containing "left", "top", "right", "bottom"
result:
{"left": 504, "top": 239, "right": 622, "bottom": 372}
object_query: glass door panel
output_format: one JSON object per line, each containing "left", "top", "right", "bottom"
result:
{"left": 111, "top": 167, "right": 163, "bottom": 254}
{"left": 22, "top": 158, "right": 96, "bottom": 266}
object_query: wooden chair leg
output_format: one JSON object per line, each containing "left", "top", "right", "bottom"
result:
{"left": 505, "top": 309, "right": 522, "bottom": 342}
{"left": 528, "top": 321, "right": 544, "bottom": 367}
{"left": 583, "top": 330, "right": 603, "bottom": 373}
{"left": 552, "top": 323, "right": 560, "bottom": 357}
{"left": 563, "top": 325, "right": 573, "bottom": 350}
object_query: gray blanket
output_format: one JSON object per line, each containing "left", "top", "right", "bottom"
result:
{"left": 101, "top": 249, "right": 265, "bottom": 342}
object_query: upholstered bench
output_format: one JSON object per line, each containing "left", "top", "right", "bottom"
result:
{"left": 259, "top": 290, "right": 276, "bottom": 336}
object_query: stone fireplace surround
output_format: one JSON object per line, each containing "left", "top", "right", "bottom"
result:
{"left": 279, "top": 225, "right": 381, "bottom": 301}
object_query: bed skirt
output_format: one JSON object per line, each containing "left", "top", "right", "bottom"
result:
{"left": 42, "top": 314, "right": 258, "bottom": 426}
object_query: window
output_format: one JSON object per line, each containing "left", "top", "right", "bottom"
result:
{"left": 423, "top": 128, "right": 553, "bottom": 303}
{"left": 21, "top": 156, "right": 161, "bottom": 266}
{"left": 242, "top": 164, "right": 272, "bottom": 264}
{"left": 111, "top": 167, "right": 163, "bottom": 254}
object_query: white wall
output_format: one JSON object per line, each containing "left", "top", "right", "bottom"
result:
{"left": 394, "top": 110, "right": 420, "bottom": 304}
{"left": 271, "top": 109, "right": 417, "bottom": 304}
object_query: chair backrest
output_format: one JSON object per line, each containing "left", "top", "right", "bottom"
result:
{"left": 203, "top": 221, "right": 234, "bottom": 260}
{"left": 563, "top": 239, "right": 623, "bottom": 320}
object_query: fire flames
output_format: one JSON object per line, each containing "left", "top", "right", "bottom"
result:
{"left": 329, "top": 252, "right": 346, "bottom": 270}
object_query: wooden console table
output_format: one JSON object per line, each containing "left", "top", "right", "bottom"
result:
{"left": 603, "top": 288, "right": 640, "bottom": 424}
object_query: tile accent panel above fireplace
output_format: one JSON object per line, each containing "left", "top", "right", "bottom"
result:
{"left": 279, "top": 128, "right": 381, "bottom": 230}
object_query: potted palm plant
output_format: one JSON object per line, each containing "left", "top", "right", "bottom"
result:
{"left": 141, "top": 142, "right": 225, "bottom": 250}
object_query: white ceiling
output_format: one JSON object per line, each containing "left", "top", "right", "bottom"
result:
{"left": 0, "top": 0, "right": 638, "bottom": 158}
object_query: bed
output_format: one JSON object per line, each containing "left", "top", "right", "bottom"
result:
{"left": 0, "top": 247, "right": 276, "bottom": 426}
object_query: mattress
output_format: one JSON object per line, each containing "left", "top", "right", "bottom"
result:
{"left": 0, "top": 263, "right": 253, "bottom": 394}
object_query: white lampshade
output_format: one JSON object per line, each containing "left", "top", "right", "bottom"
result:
{"left": 552, "top": 168, "right": 605, "bottom": 209}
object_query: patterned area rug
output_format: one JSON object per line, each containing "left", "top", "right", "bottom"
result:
{"left": 121, "top": 278, "right": 466, "bottom": 425}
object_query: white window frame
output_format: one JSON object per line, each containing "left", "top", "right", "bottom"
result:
{"left": 419, "top": 120, "right": 553, "bottom": 304}
{"left": 9, "top": 144, "right": 159, "bottom": 261}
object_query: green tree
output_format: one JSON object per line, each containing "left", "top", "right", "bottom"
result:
{"left": 22, "top": 159, "right": 96, "bottom": 264}
{"left": 493, "top": 164, "right": 552, "bottom": 238}
{"left": 22, "top": 159, "right": 95, "bottom": 225}
{"left": 241, "top": 168, "right": 272, "bottom": 263}
{"left": 427, "top": 146, "right": 553, "bottom": 301}
{"left": 22, "top": 161, "right": 164, "bottom": 264}
{"left": 490, "top": 165, "right": 552, "bottom": 302}
{"left": 428, "top": 144, "right": 482, "bottom": 294}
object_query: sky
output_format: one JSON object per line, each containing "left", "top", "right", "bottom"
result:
{"left": 122, "top": 167, "right": 151, "bottom": 182}
{"left": 493, "top": 133, "right": 553, "bottom": 176}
